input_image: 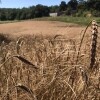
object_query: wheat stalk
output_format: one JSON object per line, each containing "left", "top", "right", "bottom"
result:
{"left": 90, "top": 20, "right": 98, "bottom": 69}
{"left": 1, "top": 83, "right": 37, "bottom": 100}
{"left": 76, "top": 21, "right": 92, "bottom": 64}
{"left": 63, "top": 80, "right": 77, "bottom": 98}
{"left": 16, "top": 37, "right": 24, "bottom": 54}
{"left": 0, "top": 55, "right": 38, "bottom": 69}
{"left": 16, "top": 83, "right": 37, "bottom": 100}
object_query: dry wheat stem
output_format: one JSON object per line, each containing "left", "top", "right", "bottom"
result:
{"left": 53, "top": 35, "right": 63, "bottom": 40}
{"left": 16, "top": 84, "right": 37, "bottom": 100}
{"left": 63, "top": 80, "right": 77, "bottom": 98}
{"left": 0, "top": 55, "right": 38, "bottom": 69}
{"left": 1, "top": 85, "right": 15, "bottom": 100}
{"left": 90, "top": 20, "right": 98, "bottom": 69}
{"left": 76, "top": 21, "right": 92, "bottom": 64}
{"left": 1, "top": 84, "right": 37, "bottom": 100}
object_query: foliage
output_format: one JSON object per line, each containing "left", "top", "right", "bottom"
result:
{"left": 92, "top": 10, "right": 100, "bottom": 17}
{"left": 0, "top": 5, "right": 50, "bottom": 21}
{"left": 86, "top": 0, "right": 100, "bottom": 11}
{"left": 59, "top": 1, "right": 67, "bottom": 11}
{"left": 34, "top": 5, "right": 49, "bottom": 18}
{"left": 33, "top": 16, "right": 100, "bottom": 25}
{"left": 0, "top": 0, "right": 100, "bottom": 21}
{"left": 68, "top": 0, "right": 78, "bottom": 10}
{"left": 49, "top": 5, "right": 59, "bottom": 13}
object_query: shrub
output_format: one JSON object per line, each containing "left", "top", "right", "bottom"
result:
{"left": 92, "top": 10, "right": 100, "bottom": 17}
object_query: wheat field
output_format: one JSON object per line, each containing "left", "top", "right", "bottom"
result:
{"left": 0, "top": 20, "right": 100, "bottom": 100}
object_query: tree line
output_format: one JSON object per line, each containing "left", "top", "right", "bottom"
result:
{"left": 0, "top": 0, "right": 100, "bottom": 21}
{"left": 0, "top": 5, "right": 50, "bottom": 20}
{"left": 50, "top": 0, "right": 100, "bottom": 17}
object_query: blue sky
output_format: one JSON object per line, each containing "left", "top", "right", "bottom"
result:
{"left": 0, "top": 0, "right": 69, "bottom": 8}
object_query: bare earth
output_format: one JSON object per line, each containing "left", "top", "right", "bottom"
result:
{"left": 0, "top": 20, "right": 98, "bottom": 38}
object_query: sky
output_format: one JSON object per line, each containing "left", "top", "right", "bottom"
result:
{"left": 0, "top": 0, "right": 69, "bottom": 8}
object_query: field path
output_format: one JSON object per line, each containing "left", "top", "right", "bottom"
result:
{"left": 0, "top": 20, "right": 98, "bottom": 38}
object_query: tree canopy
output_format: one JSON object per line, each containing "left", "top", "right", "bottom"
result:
{"left": 0, "top": 5, "right": 50, "bottom": 20}
{"left": 0, "top": 0, "right": 100, "bottom": 21}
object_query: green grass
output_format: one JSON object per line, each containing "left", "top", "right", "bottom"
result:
{"left": 0, "top": 20, "right": 22, "bottom": 24}
{"left": 33, "top": 16, "right": 100, "bottom": 25}
{"left": 0, "top": 16, "right": 100, "bottom": 25}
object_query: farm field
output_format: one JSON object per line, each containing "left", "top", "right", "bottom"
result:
{"left": 0, "top": 20, "right": 100, "bottom": 100}
{"left": 0, "top": 19, "right": 100, "bottom": 39}
{"left": 0, "top": 20, "right": 92, "bottom": 38}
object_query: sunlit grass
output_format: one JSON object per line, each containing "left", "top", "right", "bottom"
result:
{"left": 0, "top": 16, "right": 100, "bottom": 25}
{"left": 33, "top": 16, "right": 100, "bottom": 25}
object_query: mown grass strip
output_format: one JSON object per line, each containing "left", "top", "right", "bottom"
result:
{"left": 33, "top": 16, "right": 100, "bottom": 25}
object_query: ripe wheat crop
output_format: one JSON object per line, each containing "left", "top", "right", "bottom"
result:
{"left": 0, "top": 20, "right": 99, "bottom": 100}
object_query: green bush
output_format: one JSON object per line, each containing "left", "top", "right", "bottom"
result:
{"left": 75, "top": 10, "right": 92, "bottom": 17}
{"left": 75, "top": 10, "right": 83, "bottom": 17}
{"left": 92, "top": 10, "right": 100, "bottom": 17}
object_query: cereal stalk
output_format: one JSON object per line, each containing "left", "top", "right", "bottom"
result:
{"left": 76, "top": 21, "right": 92, "bottom": 64}
{"left": 90, "top": 20, "right": 98, "bottom": 69}
{"left": 0, "top": 55, "right": 38, "bottom": 69}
